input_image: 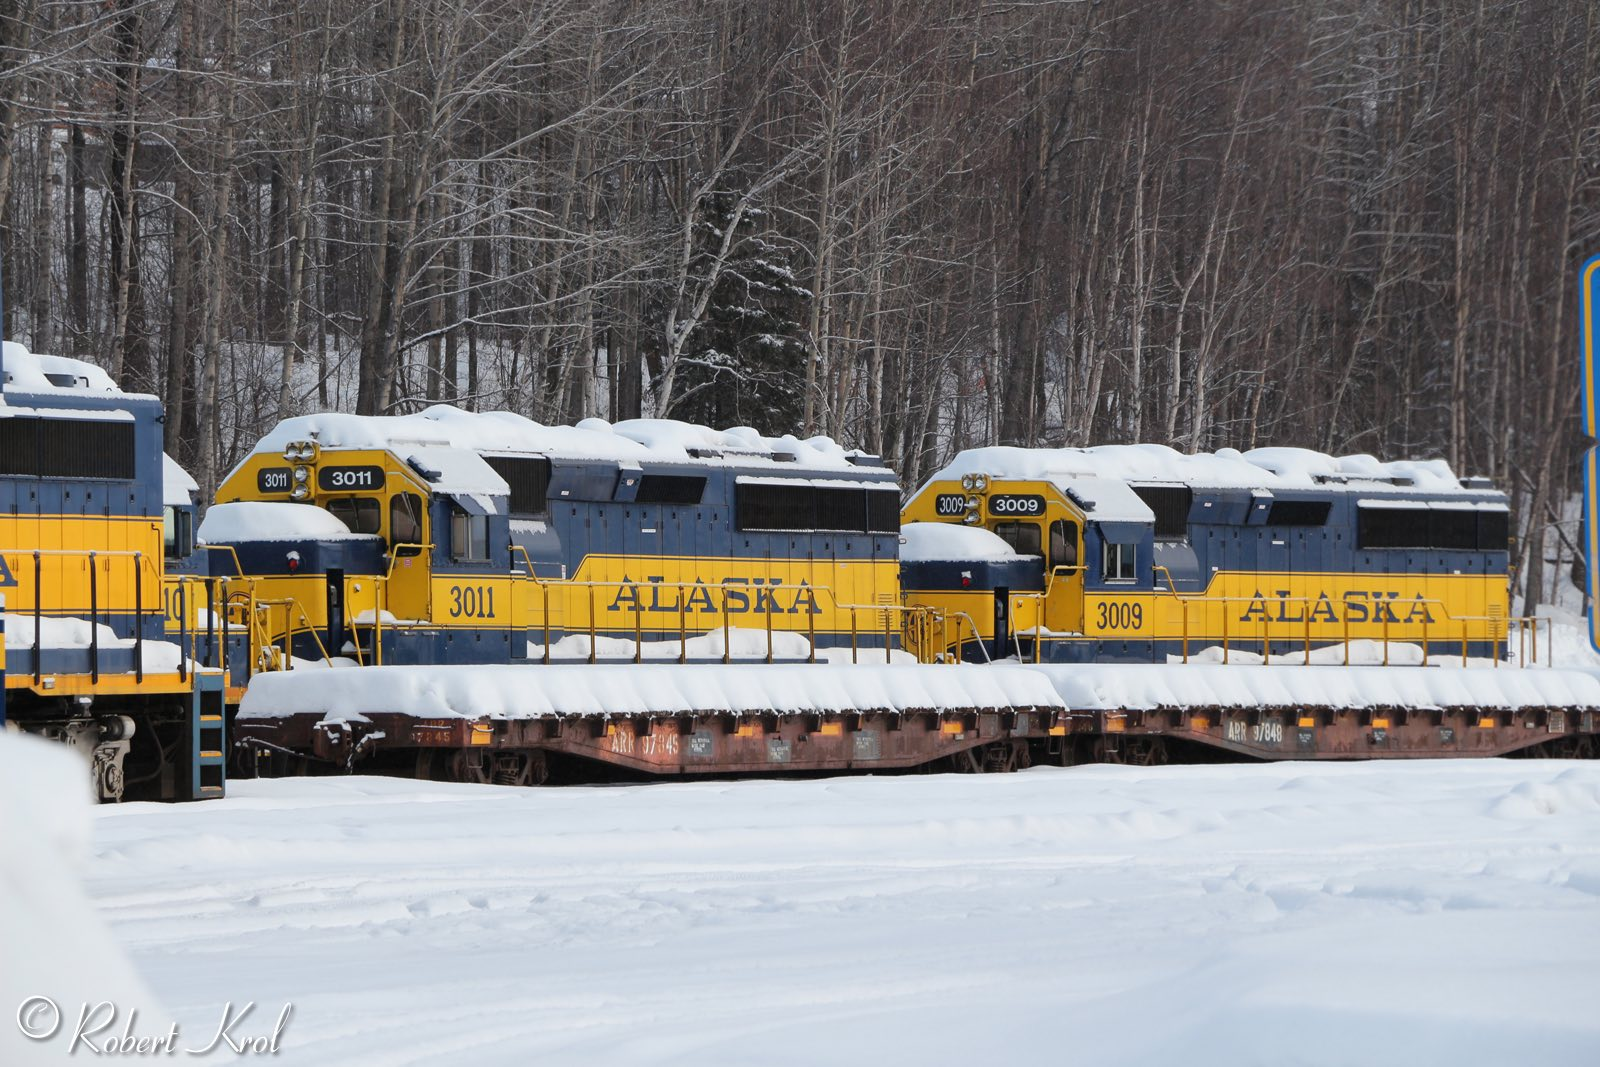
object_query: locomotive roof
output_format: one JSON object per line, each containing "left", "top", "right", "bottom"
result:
{"left": 246, "top": 405, "right": 881, "bottom": 476}
{"left": 0, "top": 340, "right": 134, "bottom": 397}
{"left": 927, "top": 444, "right": 1499, "bottom": 498}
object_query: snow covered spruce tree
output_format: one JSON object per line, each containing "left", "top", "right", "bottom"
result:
{"left": 656, "top": 189, "right": 810, "bottom": 433}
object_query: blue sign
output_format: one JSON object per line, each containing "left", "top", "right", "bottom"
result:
{"left": 1582, "top": 254, "right": 1600, "bottom": 654}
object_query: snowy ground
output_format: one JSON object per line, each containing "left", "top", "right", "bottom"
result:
{"left": 48, "top": 761, "right": 1600, "bottom": 1065}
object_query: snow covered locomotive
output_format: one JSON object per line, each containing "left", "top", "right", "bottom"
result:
{"left": 900, "top": 445, "right": 1512, "bottom": 665}
{"left": 202, "top": 408, "right": 904, "bottom": 668}
{"left": 0, "top": 342, "right": 226, "bottom": 801}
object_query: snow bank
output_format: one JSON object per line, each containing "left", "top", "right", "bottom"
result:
{"left": 198, "top": 501, "right": 374, "bottom": 543}
{"left": 239, "top": 662, "right": 1066, "bottom": 720}
{"left": 245, "top": 404, "right": 870, "bottom": 472}
{"left": 1039, "top": 662, "right": 1600, "bottom": 712}
{"left": 0, "top": 734, "right": 157, "bottom": 1067}
{"left": 83, "top": 761, "right": 1600, "bottom": 1065}
{"left": 900, "top": 522, "right": 1024, "bottom": 562}
{"left": 927, "top": 442, "right": 1488, "bottom": 494}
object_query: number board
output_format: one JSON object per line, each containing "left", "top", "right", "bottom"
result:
{"left": 987, "top": 493, "right": 1045, "bottom": 517}
{"left": 316, "top": 465, "right": 386, "bottom": 492}
{"left": 934, "top": 493, "right": 968, "bottom": 517}
{"left": 1583, "top": 253, "right": 1600, "bottom": 655}
{"left": 256, "top": 467, "right": 293, "bottom": 494}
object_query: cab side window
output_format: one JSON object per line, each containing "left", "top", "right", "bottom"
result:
{"left": 1049, "top": 519, "right": 1078, "bottom": 571}
{"left": 163, "top": 506, "right": 194, "bottom": 558}
{"left": 1101, "top": 541, "right": 1137, "bottom": 582}
{"left": 451, "top": 507, "right": 489, "bottom": 561}
{"left": 993, "top": 521, "right": 1041, "bottom": 556}
{"left": 390, "top": 493, "right": 424, "bottom": 546}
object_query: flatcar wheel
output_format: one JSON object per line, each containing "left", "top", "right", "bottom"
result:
{"left": 490, "top": 751, "right": 548, "bottom": 787}
{"left": 446, "top": 749, "right": 493, "bottom": 784}
{"left": 1125, "top": 738, "right": 1168, "bottom": 767}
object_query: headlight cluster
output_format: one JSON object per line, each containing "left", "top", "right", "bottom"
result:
{"left": 960, "top": 473, "right": 989, "bottom": 492}
{"left": 283, "top": 440, "right": 317, "bottom": 499}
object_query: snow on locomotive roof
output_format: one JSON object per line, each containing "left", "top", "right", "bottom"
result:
{"left": 249, "top": 405, "right": 873, "bottom": 472}
{"left": 928, "top": 443, "right": 1489, "bottom": 495}
{"left": 404, "top": 445, "right": 510, "bottom": 498}
{"left": 162, "top": 453, "right": 199, "bottom": 507}
{"left": 900, "top": 522, "right": 1027, "bottom": 562}
{"left": 0, "top": 340, "right": 125, "bottom": 395}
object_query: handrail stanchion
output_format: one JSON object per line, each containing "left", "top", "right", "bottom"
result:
{"left": 851, "top": 608, "right": 859, "bottom": 665}
{"left": 1302, "top": 601, "right": 1310, "bottom": 665}
{"left": 883, "top": 603, "right": 891, "bottom": 664}
{"left": 1382, "top": 614, "right": 1389, "bottom": 667}
{"left": 1343, "top": 612, "right": 1350, "bottom": 666}
{"left": 133, "top": 553, "right": 144, "bottom": 683}
{"left": 722, "top": 588, "right": 731, "bottom": 665}
{"left": 178, "top": 578, "right": 189, "bottom": 683}
{"left": 543, "top": 582, "right": 551, "bottom": 665}
{"left": 33, "top": 551, "right": 42, "bottom": 683}
{"left": 806, "top": 600, "right": 816, "bottom": 664}
{"left": 1421, "top": 612, "right": 1429, "bottom": 667}
{"left": 1461, "top": 622, "right": 1468, "bottom": 667}
{"left": 679, "top": 593, "right": 688, "bottom": 664}
{"left": 633, "top": 599, "right": 642, "bottom": 664}
{"left": 1182, "top": 601, "right": 1189, "bottom": 664}
{"left": 88, "top": 552, "right": 99, "bottom": 684}
{"left": 588, "top": 586, "right": 597, "bottom": 665}
{"left": 1222, "top": 602, "right": 1229, "bottom": 665}
{"left": 766, "top": 598, "right": 775, "bottom": 664}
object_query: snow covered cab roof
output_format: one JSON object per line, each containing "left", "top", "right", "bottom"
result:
{"left": 925, "top": 444, "right": 1496, "bottom": 499}
{"left": 248, "top": 405, "right": 876, "bottom": 474}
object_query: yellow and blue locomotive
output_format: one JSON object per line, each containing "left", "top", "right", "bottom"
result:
{"left": 0, "top": 341, "right": 225, "bottom": 801}
{"left": 900, "top": 445, "right": 1511, "bottom": 664}
{"left": 201, "top": 408, "right": 904, "bottom": 667}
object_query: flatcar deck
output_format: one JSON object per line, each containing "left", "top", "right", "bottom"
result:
{"left": 231, "top": 662, "right": 1600, "bottom": 782}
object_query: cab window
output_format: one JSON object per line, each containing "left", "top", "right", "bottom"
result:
{"left": 1101, "top": 541, "right": 1137, "bottom": 582}
{"left": 451, "top": 508, "right": 489, "bottom": 561}
{"left": 327, "top": 497, "right": 382, "bottom": 535}
{"left": 1049, "top": 519, "right": 1078, "bottom": 572}
{"left": 993, "top": 521, "right": 1041, "bottom": 556}
{"left": 163, "top": 506, "right": 194, "bottom": 558}
{"left": 390, "top": 493, "right": 424, "bottom": 546}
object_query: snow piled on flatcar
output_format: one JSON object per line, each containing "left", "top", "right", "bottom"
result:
{"left": 239, "top": 662, "right": 1066, "bottom": 721}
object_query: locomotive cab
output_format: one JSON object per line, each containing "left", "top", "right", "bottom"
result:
{"left": 901, "top": 472, "right": 1159, "bottom": 661}
{"left": 902, "top": 445, "right": 1512, "bottom": 665}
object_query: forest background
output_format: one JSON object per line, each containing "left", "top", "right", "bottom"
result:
{"left": 0, "top": 0, "right": 1596, "bottom": 607}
